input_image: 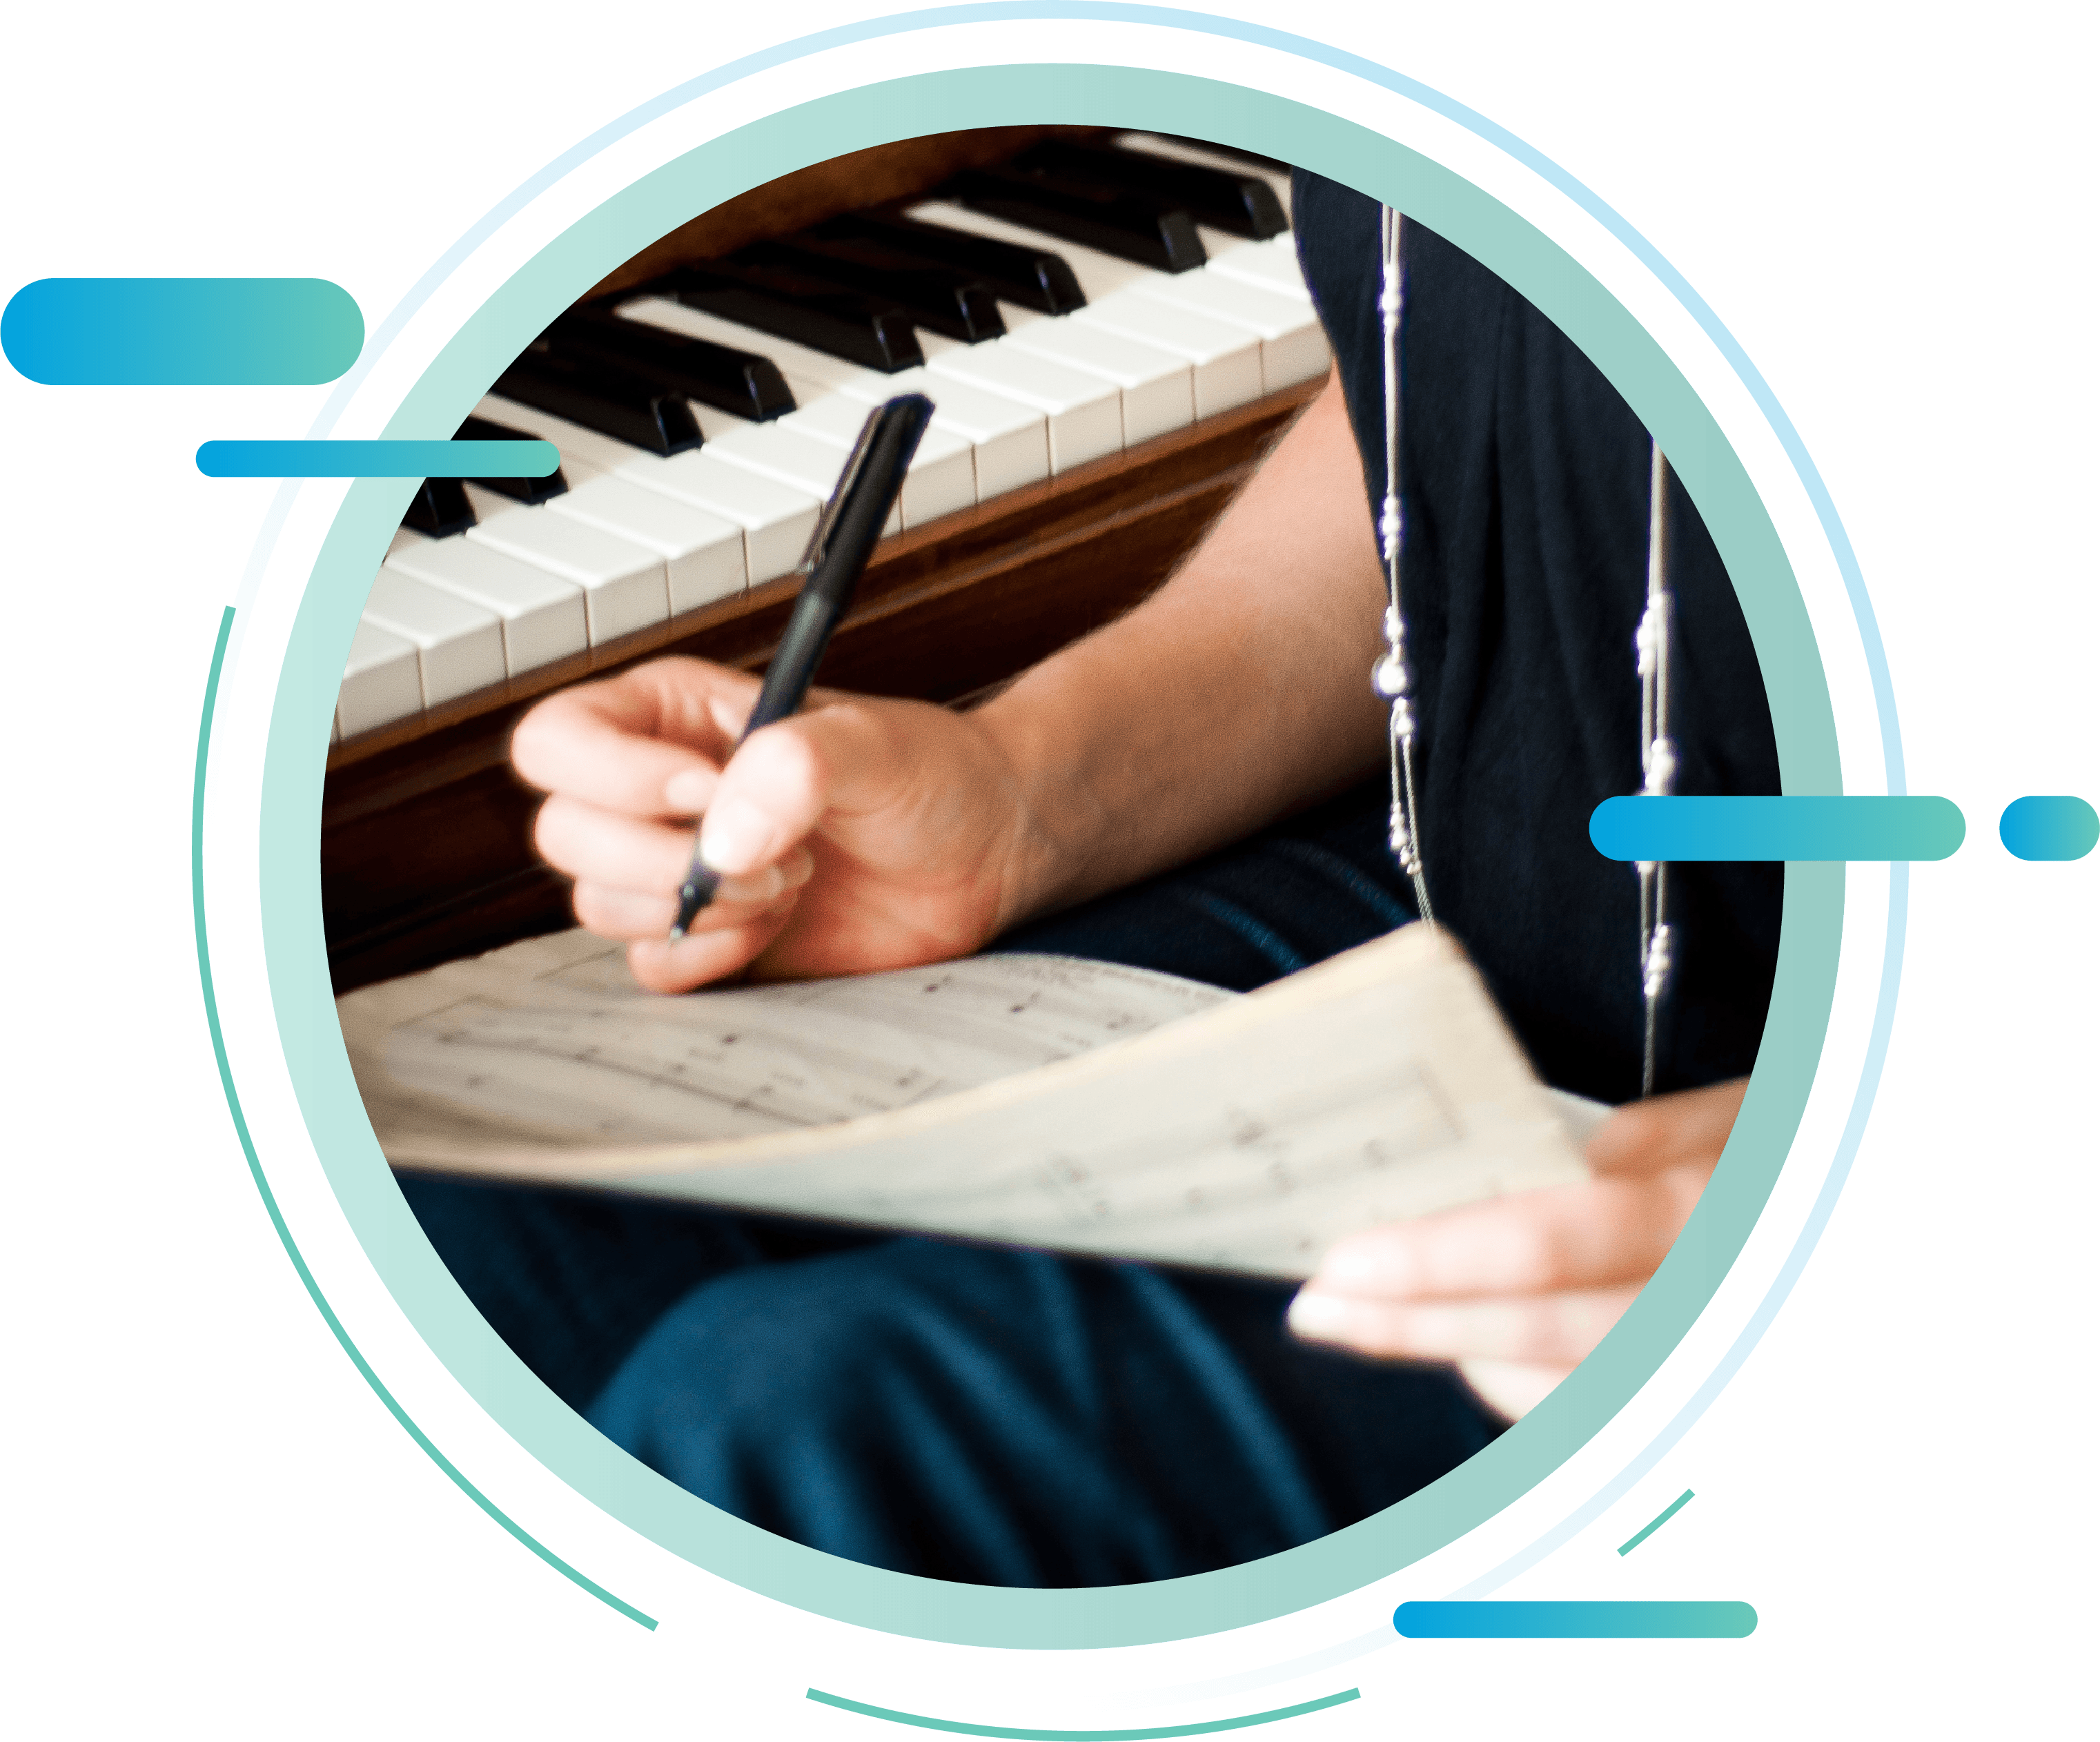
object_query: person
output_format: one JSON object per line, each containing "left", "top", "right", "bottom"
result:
{"left": 395, "top": 170, "right": 1780, "bottom": 1587}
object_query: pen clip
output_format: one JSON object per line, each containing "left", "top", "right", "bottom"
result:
{"left": 796, "top": 404, "right": 886, "bottom": 576}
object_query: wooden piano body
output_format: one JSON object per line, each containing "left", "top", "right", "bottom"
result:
{"left": 323, "top": 130, "right": 1325, "bottom": 995}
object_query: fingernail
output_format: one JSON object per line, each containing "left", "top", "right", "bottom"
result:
{"left": 698, "top": 797, "right": 771, "bottom": 874}
{"left": 1286, "top": 1290, "right": 1351, "bottom": 1342}
{"left": 778, "top": 846, "right": 816, "bottom": 889}
{"left": 714, "top": 863, "right": 785, "bottom": 905}
{"left": 665, "top": 768, "right": 713, "bottom": 812}
{"left": 1317, "top": 1240, "right": 1407, "bottom": 1293}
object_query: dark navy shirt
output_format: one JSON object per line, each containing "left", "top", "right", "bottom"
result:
{"left": 1293, "top": 173, "right": 1783, "bottom": 1102}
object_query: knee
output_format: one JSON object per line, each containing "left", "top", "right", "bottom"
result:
{"left": 589, "top": 1247, "right": 985, "bottom": 1526}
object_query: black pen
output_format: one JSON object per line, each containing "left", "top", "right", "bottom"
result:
{"left": 668, "top": 392, "right": 934, "bottom": 939}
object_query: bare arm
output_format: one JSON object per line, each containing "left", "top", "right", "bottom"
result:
{"left": 977, "top": 367, "right": 1391, "bottom": 919}
{"left": 511, "top": 368, "right": 1391, "bottom": 990}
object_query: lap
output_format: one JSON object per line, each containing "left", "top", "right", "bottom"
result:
{"left": 398, "top": 778, "right": 1493, "bottom": 1585}
{"left": 590, "top": 1235, "right": 1498, "bottom": 1586}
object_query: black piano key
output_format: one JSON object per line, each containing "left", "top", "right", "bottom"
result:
{"left": 400, "top": 476, "right": 475, "bottom": 538}
{"left": 659, "top": 261, "right": 923, "bottom": 372}
{"left": 941, "top": 164, "right": 1206, "bottom": 273}
{"left": 454, "top": 415, "right": 569, "bottom": 504}
{"left": 493, "top": 344, "right": 703, "bottom": 457}
{"left": 739, "top": 235, "right": 1005, "bottom": 343}
{"left": 545, "top": 309, "right": 794, "bottom": 422}
{"left": 1014, "top": 139, "right": 1287, "bottom": 240}
{"left": 812, "top": 210, "right": 1086, "bottom": 314}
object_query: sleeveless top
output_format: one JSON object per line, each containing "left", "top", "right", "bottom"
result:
{"left": 1293, "top": 171, "right": 1783, "bottom": 1101}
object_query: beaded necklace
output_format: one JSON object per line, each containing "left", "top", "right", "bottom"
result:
{"left": 1370, "top": 208, "right": 1678, "bottom": 1096}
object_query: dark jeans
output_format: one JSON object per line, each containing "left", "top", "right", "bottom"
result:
{"left": 399, "top": 779, "right": 1503, "bottom": 1587}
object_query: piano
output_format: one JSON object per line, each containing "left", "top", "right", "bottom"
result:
{"left": 325, "top": 128, "right": 1330, "bottom": 992}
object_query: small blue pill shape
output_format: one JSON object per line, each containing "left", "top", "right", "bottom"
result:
{"left": 1999, "top": 796, "right": 2098, "bottom": 861}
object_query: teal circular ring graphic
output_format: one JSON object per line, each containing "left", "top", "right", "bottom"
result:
{"left": 226, "top": 23, "right": 1898, "bottom": 1650}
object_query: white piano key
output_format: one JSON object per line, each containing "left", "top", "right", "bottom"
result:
{"left": 613, "top": 445, "right": 822, "bottom": 585}
{"left": 337, "top": 618, "right": 424, "bottom": 737}
{"left": 1128, "top": 271, "right": 1330, "bottom": 390}
{"left": 703, "top": 419, "right": 900, "bottom": 535}
{"left": 622, "top": 297, "right": 1050, "bottom": 500}
{"left": 472, "top": 395, "right": 619, "bottom": 478}
{"left": 871, "top": 368, "right": 1048, "bottom": 498}
{"left": 784, "top": 393, "right": 977, "bottom": 527}
{"left": 385, "top": 531, "right": 589, "bottom": 676}
{"left": 918, "top": 334, "right": 1123, "bottom": 473}
{"left": 1067, "top": 290, "right": 1265, "bottom": 418}
{"left": 1204, "top": 237, "right": 1313, "bottom": 302}
{"left": 993, "top": 318, "right": 1195, "bottom": 446}
{"left": 472, "top": 389, "right": 785, "bottom": 600}
{"left": 360, "top": 569, "right": 507, "bottom": 708}
{"left": 466, "top": 399, "right": 764, "bottom": 605}
{"left": 1112, "top": 133, "right": 1295, "bottom": 219}
{"left": 465, "top": 504, "right": 670, "bottom": 644}
{"left": 544, "top": 476, "right": 747, "bottom": 615}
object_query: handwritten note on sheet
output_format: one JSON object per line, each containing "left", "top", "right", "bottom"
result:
{"left": 338, "top": 927, "right": 1593, "bottom": 1279}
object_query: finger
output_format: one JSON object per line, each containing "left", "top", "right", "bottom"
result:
{"left": 572, "top": 852, "right": 814, "bottom": 939}
{"left": 1286, "top": 1284, "right": 1641, "bottom": 1366}
{"left": 534, "top": 796, "right": 700, "bottom": 891}
{"left": 624, "top": 897, "right": 800, "bottom": 994}
{"left": 511, "top": 658, "right": 763, "bottom": 815}
{"left": 1585, "top": 1077, "right": 1747, "bottom": 1177}
{"left": 696, "top": 701, "right": 916, "bottom": 877}
{"left": 1308, "top": 1168, "right": 1711, "bottom": 1302}
{"left": 536, "top": 786, "right": 819, "bottom": 896}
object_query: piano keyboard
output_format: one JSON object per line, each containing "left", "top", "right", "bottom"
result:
{"left": 333, "top": 135, "right": 1322, "bottom": 743}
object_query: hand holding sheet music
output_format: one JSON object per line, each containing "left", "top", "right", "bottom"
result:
{"left": 1288, "top": 1075, "right": 1743, "bottom": 1417}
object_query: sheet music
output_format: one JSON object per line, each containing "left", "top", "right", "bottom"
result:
{"left": 361, "top": 938, "right": 1231, "bottom": 1146}
{"left": 337, "top": 926, "right": 1595, "bottom": 1279}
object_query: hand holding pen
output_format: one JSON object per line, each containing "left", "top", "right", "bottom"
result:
{"left": 512, "top": 386, "right": 1047, "bottom": 994}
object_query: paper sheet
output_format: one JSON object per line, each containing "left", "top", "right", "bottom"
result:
{"left": 337, "top": 926, "right": 1595, "bottom": 1278}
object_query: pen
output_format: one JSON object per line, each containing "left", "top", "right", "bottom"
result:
{"left": 668, "top": 392, "right": 934, "bottom": 939}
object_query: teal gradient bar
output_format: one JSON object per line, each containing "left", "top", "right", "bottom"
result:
{"left": 3, "top": 277, "right": 361, "bottom": 384}
{"left": 1395, "top": 1601, "right": 1756, "bottom": 1638}
{"left": 2000, "top": 796, "right": 2097, "bottom": 861}
{"left": 195, "top": 439, "right": 560, "bottom": 478}
{"left": 1591, "top": 796, "right": 1964, "bottom": 861}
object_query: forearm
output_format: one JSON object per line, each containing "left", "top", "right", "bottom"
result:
{"left": 978, "top": 369, "right": 1391, "bottom": 925}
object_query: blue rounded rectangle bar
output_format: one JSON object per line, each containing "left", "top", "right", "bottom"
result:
{"left": 195, "top": 440, "right": 561, "bottom": 478}
{"left": 1589, "top": 795, "right": 1965, "bottom": 861}
{"left": 3, "top": 277, "right": 362, "bottom": 384}
{"left": 1395, "top": 1601, "right": 1757, "bottom": 1638}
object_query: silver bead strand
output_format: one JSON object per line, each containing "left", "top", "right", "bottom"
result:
{"left": 1636, "top": 440, "right": 1676, "bottom": 1096}
{"left": 1374, "top": 205, "right": 1435, "bottom": 927}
